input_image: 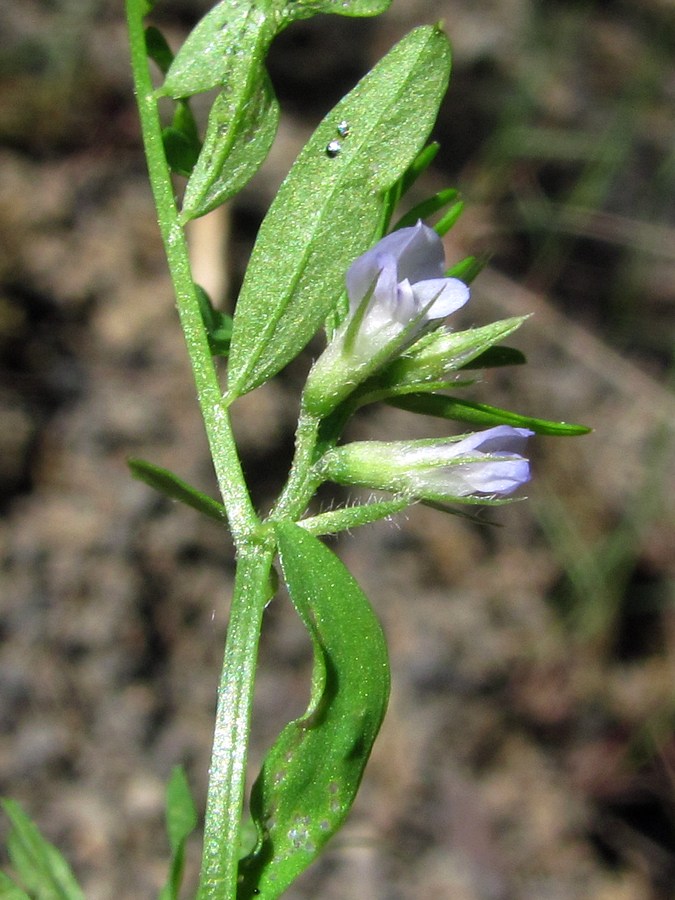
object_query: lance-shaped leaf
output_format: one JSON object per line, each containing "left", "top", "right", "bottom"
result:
{"left": 1, "top": 800, "right": 84, "bottom": 900}
{"left": 159, "top": 3, "right": 272, "bottom": 99}
{"left": 226, "top": 26, "right": 452, "bottom": 398}
{"left": 181, "top": 68, "right": 280, "bottom": 219}
{"left": 0, "top": 872, "right": 29, "bottom": 900}
{"left": 128, "top": 458, "right": 227, "bottom": 522}
{"left": 461, "top": 345, "right": 526, "bottom": 368}
{"left": 196, "top": 285, "right": 233, "bottom": 356}
{"left": 237, "top": 523, "right": 390, "bottom": 898}
{"left": 159, "top": 0, "right": 392, "bottom": 100}
{"left": 279, "top": 0, "right": 391, "bottom": 19}
{"left": 381, "top": 142, "right": 440, "bottom": 232}
{"left": 392, "top": 187, "right": 459, "bottom": 231}
{"left": 158, "top": 3, "right": 277, "bottom": 220}
{"left": 159, "top": 0, "right": 392, "bottom": 218}
{"left": 389, "top": 393, "right": 591, "bottom": 436}
{"left": 159, "top": 768, "right": 199, "bottom": 900}
{"left": 378, "top": 317, "right": 527, "bottom": 389}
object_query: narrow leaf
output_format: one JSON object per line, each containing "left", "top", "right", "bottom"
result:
{"left": 158, "top": 2, "right": 277, "bottom": 217}
{"left": 445, "top": 253, "right": 489, "bottom": 284}
{"left": 389, "top": 393, "right": 591, "bottom": 435}
{"left": 399, "top": 141, "right": 440, "bottom": 195}
{"left": 162, "top": 126, "right": 201, "bottom": 178}
{"left": 145, "top": 25, "right": 174, "bottom": 75}
{"left": 381, "top": 141, "right": 440, "bottom": 231}
{"left": 461, "top": 346, "right": 526, "bottom": 368}
{"left": 392, "top": 187, "right": 459, "bottom": 231}
{"left": 237, "top": 523, "right": 390, "bottom": 898}
{"left": 227, "top": 26, "right": 452, "bottom": 397}
{"left": 160, "top": 0, "right": 393, "bottom": 217}
{"left": 299, "top": 497, "right": 410, "bottom": 536}
{"left": 181, "top": 70, "right": 280, "bottom": 220}
{"left": 0, "top": 872, "right": 30, "bottom": 900}
{"left": 160, "top": 0, "right": 392, "bottom": 100}
{"left": 378, "top": 317, "right": 527, "bottom": 388}
{"left": 166, "top": 768, "right": 198, "bottom": 854}
{"left": 159, "top": 2, "right": 274, "bottom": 99}
{"left": 159, "top": 768, "right": 199, "bottom": 900}
{"left": 196, "top": 286, "right": 233, "bottom": 356}
{"left": 128, "top": 458, "right": 227, "bottom": 522}
{"left": 2, "top": 799, "right": 84, "bottom": 900}
{"left": 433, "top": 199, "right": 464, "bottom": 236}
{"left": 281, "top": 0, "right": 391, "bottom": 18}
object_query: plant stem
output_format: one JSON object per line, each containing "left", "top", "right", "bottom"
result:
{"left": 125, "top": 0, "right": 256, "bottom": 542}
{"left": 197, "top": 541, "right": 275, "bottom": 900}
{"left": 269, "top": 410, "right": 322, "bottom": 522}
{"left": 126, "top": 6, "right": 277, "bottom": 898}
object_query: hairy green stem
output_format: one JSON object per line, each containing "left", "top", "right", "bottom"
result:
{"left": 126, "top": 0, "right": 256, "bottom": 541}
{"left": 197, "top": 542, "right": 275, "bottom": 899}
{"left": 269, "top": 409, "right": 323, "bottom": 522}
{"left": 298, "top": 497, "right": 410, "bottom": 535}
{"left": 126, "top": 5, "right": 277, "bottom": 898}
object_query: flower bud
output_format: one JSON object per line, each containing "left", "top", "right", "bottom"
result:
{"left": 320, "top": 426, "right": 533, "bottom": 502}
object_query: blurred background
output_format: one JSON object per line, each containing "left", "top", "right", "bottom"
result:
{"left": 1, "top": 0, "right": 674, "bottom": 897}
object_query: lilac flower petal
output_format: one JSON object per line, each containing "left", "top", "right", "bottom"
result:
{"left": 391, "top": 279, "right": 418, "bottom": 323}
{"left": 392, "top": 221, "right": 446, "bottom": 284}
{"left": 346, "top": 221, "right": 445, "bottom": 307}
{"left": 458, "top": 457, "right": 531, "bottom": 494}
{"left": 412, "top": 277, "right": 470, "bottom": 319}
{"left": 452, "top": 426, "right": 533, "bottom": 456}
{"left": 346, "top": 253, "right": 381, "bottom": 309}
{"left": 346, "top": 236, "right": 413, "bottom": 305}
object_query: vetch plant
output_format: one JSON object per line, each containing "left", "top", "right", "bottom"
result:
{"left": 1, "top": 2, "right": 589, "bottom": 898}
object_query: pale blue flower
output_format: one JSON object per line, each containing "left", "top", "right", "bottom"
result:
{"left": 305, "top": 221, "right": 470, "bottom": 414}
{"left": 320, "top": 426, "right": 533, "bottom": 501}
{"left": 344, "top": 220, "right": 470, "bottom": 355}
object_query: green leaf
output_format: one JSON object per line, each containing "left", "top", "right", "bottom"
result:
{"left": 445, "top": 253, "right": 489, "bottom": 284}
{"left": 227, "top": 26, "right": 453, "bottom": 397}
{"left": 127, "top": 458, "right": 227, "bottom": 522}
{"left": 145, "top": 25, "right": 174, "bottom": 76}
{"left": 433, "top": 199, "right": 464, "bottom": 236}
{"left": 196, "top": 286, "right": 233, "bottom": 356}
{"left": 166, "top": 768, "right": 198, "bottom": 855}
{"left": 159, "top": 0, "right": 393, "bottom": 100}
{"left": 157, "top": 0, "right": 394, "bottom": 220}
{"left": 392, "top": 187, "right": 459, "bottom": 231}
{"left": 461, "top": 345, "right": 526, "bottom": 368}
{"left": 377, "top": 317, "right": 527, "bottom": 389}
{"left": 399, "top": 141, "right": 440, "bottom": 195}
{"left": 298, "top": 497, "right": 410, "bottom": 536}
{"left": 181, "top": 69, "right": 280, "bottom": 219}
{"left": 159, "top": 768, "right": 199, "bottom": 900}
{"left": 237, "top": 523, "right": 390, "bottom": 898}
{"left": 162, "top": 125, "right": 201, "bottom": 178}
{"left": 1, "top": 799, "right": 84, "bottom": 900}
{"left": 281, "top": 0, "right": 391, "bottom": 18}
{"left": 159, "top": 3, "right": 274, "bottom": 99}
{"left": 381, "top": 141, "right": 439, "bottom": 230}
{"left": 389, "top": 393, "right": 592, "bottom": 435}
{"left": 0, "top": 872, "right": 30, "bottom": 900}
{"left": 158, "top": 2, "right": 278, "bottom": 218}
{"left": 145, "top": 27, "right": 202, "bottom": 178}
